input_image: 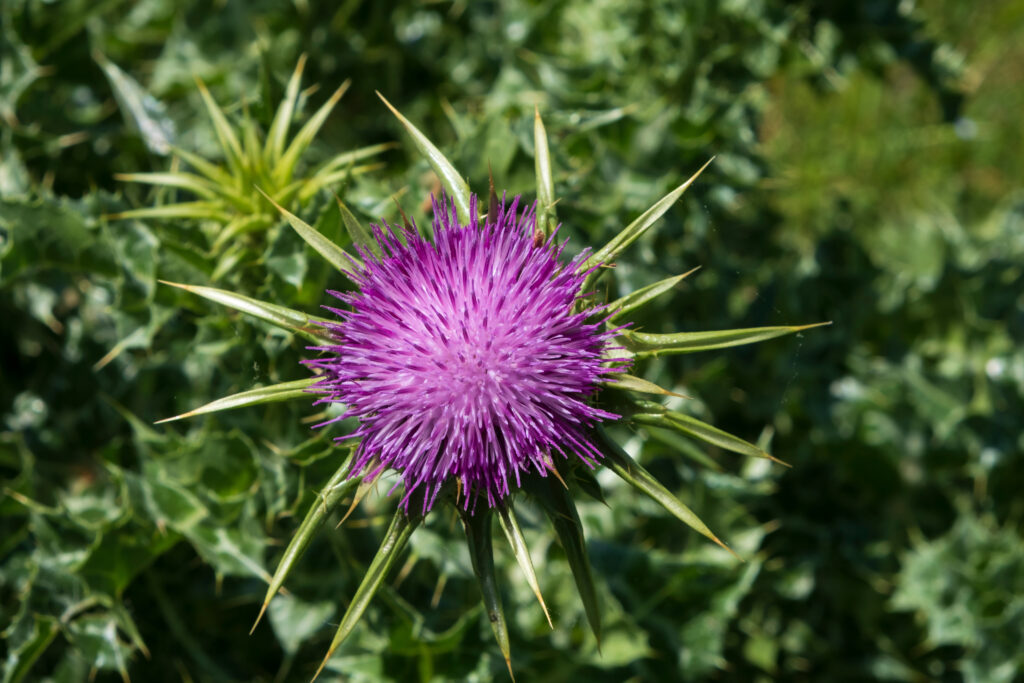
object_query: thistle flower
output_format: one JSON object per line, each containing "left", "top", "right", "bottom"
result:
{"left": 306, "top": 194, "right": 625, "bottom": 514}
{"left": 154, "top": 96, "right": 828, "bottom": 680}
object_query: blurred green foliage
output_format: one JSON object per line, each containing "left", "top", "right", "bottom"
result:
{"left": 2, "top": 0, "right": 1022, "bottom": 681}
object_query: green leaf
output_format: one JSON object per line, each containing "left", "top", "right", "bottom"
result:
{"left": 265, "top": 54, "right": 307, "bottom": 166}
{"left": 631, "top": 406, "right": 789, "bottom": 467}
{"left": 195, "top": 76, "right": 245, "bottom": 174}
{"left": 256, "top": 188, "right": 361, "bottom": 277}
{"left": 621, "top": 322, "right": 831, "bottom": 356}
{"left": 2, "top": 614, "right": 59, "bottom": 683}
{"left": 582, "top": 158, "right": 713, "bottom": 283}
{"left": 77, "top": 526, "right": 180, "bottom": 596}
{"left": 496, "top": 505, "right": 552, "bottom": 628}
{"left": 537, "top": 477, "right": 602, "bottom": 646}
{"left": 114, "top": 171, "right": 222, "bottom": 201}
{"left": 0, "top": 195, "right": 116, "bottom": 281}
{"left": 595, "top": 426, "right": 737, "bottom": 557}
{"left": 274, "top": 80, "right": 351, "bottom": 187}
{"left": 314, "top": 508, "right": 421, "bottom": 681}
{"left": 160, "top": 280, "right": 332, "bottom": 342}
{"left": 253, "top": 455, "right": 359, "bottom": 633}
{"left": 155, "top": 377, "right": 317, "bottom": 424}
{"left": 336, "top": 197, "right": 379, "bottom": 255}
{"left": 378, "top": 92, "right": 472, "bottom": 223}
{"left": 67, "top": 615, "right": 133, "bottom": 680}
{"left": 169, "top": 145, "right": 237, "bottom": 190}
{"left": 94, "top": 52, "right": 174, "bottom": 155}
{"left": 268, "top": 594, "right": 336, "bottom": 656}
{"left": 463, "top": 509, "right": 514, "bottom": 678}
{"left": 604, "top": 373, "right": 688, "bottom": 399}
{"left": 107, "top": 201, "right": 233, "bottom": 222}
{"left": 606, "top": 267, "right": 700, "bottom": 321}
{"left": 186, "top": 524, "right": 272, "bottom": 582}
{"left": 534, "top": 107, "right": 557, "bottom": 239}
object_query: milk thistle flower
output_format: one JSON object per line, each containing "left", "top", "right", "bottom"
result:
{"left": 154, "top": 96, "right": 828, "bottom": 679}
{"left": 305, "top": 195, "right": 625, "bottom": 514}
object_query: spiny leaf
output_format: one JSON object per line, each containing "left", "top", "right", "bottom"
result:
{"left": 94, "top": 51, "right": 174, "bottom": 156}
{"left": 622, "top": 321, "right": 831, "bottom": 355}
{"left": 631, "top": 405, "right": 789, "bottom": 467}
{"left": 169, "top": 145, "right": 238, "bottom": 191}
{"left": 265, "top": 54, "right": 307, "bottom": 166}
{"left": 155, "top": 377, "right": 316, "bottom": 425}
{"left": 606, "top": 267, "right": 701, "bottom": 321}
{"left": 336, "top": 476, "right": 377, "bottom": 528}
{"left": 240, "top": 103, "right": 269, "bottom": 183}
{"left": 377, "top": 92, "right": 472, "bottom": 222}
{"left": 160, "top": 280, "right": 332, "bottom": 343}
{"left": 107, "top": 202, "right": 232, "bottom": 222}
{"left": 604, "top": 373, "right": 689, "bottom": 399}
{"left": 252, "top": 454, "right": 358, "bottom": 633}
{"left": 573, "top": 466, "right": 608, "bottom": 506}
{"left": 256, "top": 187, "right": 361, "bottom": 277}
{"left": 582, "top": 158, "right": 714, "bottom": 282}
{"left": 463, "top": 509, "right": 514, "bottom": 679}
{"left": 313, "top": 508, "right": 421, "bottom": 681}
{"left": 595, "top": 426, "right": 738, "bottom": 558}
{"left": 195, "top": 76, "right": 244, "bottom": 174}
{"left": 114, "top": 171, "right": 222, "bottom": 201}
{"left": 534, "top": 107, "right": 557, "bottom": 239}
{"left": 275, "top": 80, "right": 351, "bottom": 186}
{"left": 537, "top": 477, "right": 601, "bottom": 647}
{"left": 335, "top": 196, "right": 379, "bottom": 255}
{"left": 496, "top": 505, "right": 552, "bottom": 629}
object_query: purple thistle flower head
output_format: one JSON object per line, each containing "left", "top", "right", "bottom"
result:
{"left": 306, "top": 196, "right": 627, "bottom": 514}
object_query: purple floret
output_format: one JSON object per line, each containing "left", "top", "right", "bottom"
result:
{"left": 305, "top": 195, "right": 626, "bottom": 513}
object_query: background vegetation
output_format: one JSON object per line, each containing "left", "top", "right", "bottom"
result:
{"left": 2, "top": 1, "right": 1022, "bottom": 681}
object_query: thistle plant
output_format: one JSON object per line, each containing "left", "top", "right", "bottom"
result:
{"left": 110, "top": 56, "right": 390, "bottom": 279}
{"left": 154, "top": 95, "right": 827, "bottom": 679}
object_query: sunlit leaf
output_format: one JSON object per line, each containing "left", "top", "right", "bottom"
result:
{"left": 155, "top": 377, "right": 317, "bottom": 424}
{"left": 496, "top": 505, "right": 552, "bottom": 628}
{"left": 253, "top": 455, "right": 359, "bottom": 632}
{"left": 378, "top": 92, "right": 472, "bottom": 222}
{"left": 265, "top": 53, "right": 307, "bottom": 166}
{"left": 582, "top": 158, "right": 714, "bottom": 281}
{"left": 630, "top": 404, "right": 789, "bottom": 467}
{"left": 160, "top": 280, "right": 332, "bottom": 342}
{"left": 621, "top": 322, "right": 831, "bottom": 356}
{"left": 314, "top": 508, "right": 421, "bottom": 681}
{"left": 534, "top": 107, "right": 557, "bottom": 239}
{"left": 95, "top": 52, "right": 174, "bottom": 155}
{"left": 463, "top": 509, "right": 513, "bottom": 677}
{"left": 606, "top": 267, "right": 700, "bottom": 321}
{"left": 336, "top": 196, "right": 379, "bottom": 255}
{"left": 195, "top": 76, "right": 245, "bottom": 174}
{"left": 274, "top": 80, "right": 351, "bottom": 186}
{"left": 596, "top": 426, "right": 736, "bottom": 557}
{"left": 257, "top": 188, "right": 360, "bottom": 277}
{"left": 107, "top": 202, "right": 233, "bottom": 222}
{"left": 604, "top": 373, "right": 688, "bottom": 398}
{"left": 536, "top": 477, "right": 602, "bottom": 646}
